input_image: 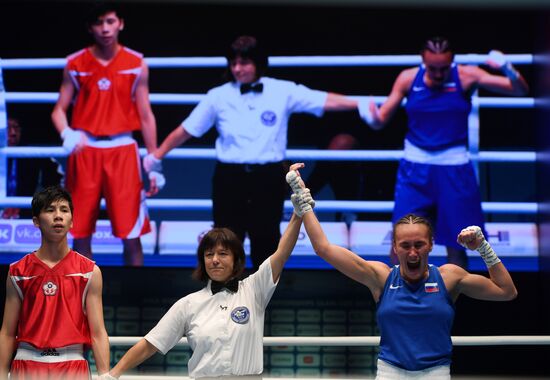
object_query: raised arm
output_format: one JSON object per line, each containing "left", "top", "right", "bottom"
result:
{"left": 461, "top": 50, "right": 529, "bottom": 96}
{"left": 86, "top": 265, "right": 111, "bottom": 376}
{"left": 444, "top": 226, "right": 518, "bottom": 301}
{"left": 269, "top": 212, "right": 302, "bottom": 283}
{"left": 301, "top": 210, "right": 389, "bottom": 300}
{"left": 269, "top": 163, "right": 308, "bottom": 282}
{"left": 0, "top": 276, "right": 21, "bottom": 380}
{"left": 287, "top": 164, "right": 390, "bottom": 299}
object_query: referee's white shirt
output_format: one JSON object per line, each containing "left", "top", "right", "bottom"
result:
{"left": 145, "top": 259, "right": 277, "bottom": 378}
{"left": 182, "top": 77, "right": 328, "bottom": 164}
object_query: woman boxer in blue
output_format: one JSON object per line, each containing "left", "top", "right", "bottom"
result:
{"left": 362, "top": 37, "right": 528, "bottom": 268}
{"left": 287, "top": 164, "right": 517, "bottom": 380}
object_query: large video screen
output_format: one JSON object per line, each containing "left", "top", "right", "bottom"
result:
{"left": 0, "top": 2, "right": 539, "bottom": 272}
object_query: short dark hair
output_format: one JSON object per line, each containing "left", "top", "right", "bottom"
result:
{"left": 31, "top": 186, "right": 74, "bottom": 218}
{"left": 225, "top": 35, "right": 268, "bottom": 81}
{"left": 392, "top": 213, "right": 434, "bottom": 243}
{"left": 421, "top": 36, "right": 453, "bottom": 55}
{"left": 192, "top": 228, "right": 246, "bottom": 282}
{"left": 86, "top": 1, "right": 123, "bottom": 27}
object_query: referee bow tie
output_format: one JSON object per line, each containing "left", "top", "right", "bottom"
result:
{"left": 240, "top": 83, "right": 263, "bottom": 94}
{"left": 211, "top": 278, "right": 239, "bottom": 295}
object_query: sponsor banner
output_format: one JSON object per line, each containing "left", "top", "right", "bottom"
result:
{"left": 349, "top": 221, "right": 538, "bottom": 257}
{"left": 158, "top": 221, "right": 225, "bottom": 255}
{"left": 282, "top": 221, "right": 348, "bottom": 255}
{"left": 158, "top": 221, "right": 347, "bottom": 256}
{"left": 0, "top": 220, "right": 156, "bottom": 254}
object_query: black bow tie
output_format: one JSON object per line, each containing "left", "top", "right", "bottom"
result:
{"left": 211, "top": 278, "right": 239, "bottom": 295}
{"left": 240, "top": 83, "right": 263, "bottom": 94}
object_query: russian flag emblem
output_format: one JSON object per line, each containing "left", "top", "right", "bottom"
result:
{"left": 425, "top": 282, "right": 439, "bottom": 293}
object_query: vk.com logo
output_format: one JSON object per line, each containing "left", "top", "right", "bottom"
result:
{"left": 14, "top": 224, "right": 40, "bottom": 244}
{"left": 0, "top": 224, "right": 12, "bottom": 243}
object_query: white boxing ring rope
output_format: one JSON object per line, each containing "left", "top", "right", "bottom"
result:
{"left": 0, "top": 53, "right": 533, "bottom": 69}
{"left": 0, "top": 147, "right": 538, "bottom": 213}
{"left": 0, "top": 54, "right": 536, "bottom": 214}
{"left": 101, "top": 335, "right": 550, "bottom": 380}
{"left": 107, "top": 335, "right": 550, "bottom": 347}
{"left": 101, "top": 336, "right": 550, "bottom": 380}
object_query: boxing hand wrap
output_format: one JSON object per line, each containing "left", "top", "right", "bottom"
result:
{"left": 60, "top": 127, "right": 85, "bottom": 153}
{"left": 460, "top": 226, "right": 501, "bottom": 268}
{"left": 149, "top": 171, "right": 166, "bottom": 190}
{"left": 286, "top": 170, "right": 315, "bottom": 207}
{"left": 357, "top": 97, "right": 378, "bottom": 126}
{"left": 291, "top": 188, "right": 315, "bottom": 217}
{"left": 286, "top": 170, "right": 305, "bottom": 195}
{"left": 488, "top": 50, "right": 520, "bottom": 81}
{"left": 286, "top": 170, "right": 315, "bottom": 216}
{"left": 476, "top": 239, "right": 502, "bottom": 268}
{"left": 143, "top": 153, "right": 162, "bottom": 173}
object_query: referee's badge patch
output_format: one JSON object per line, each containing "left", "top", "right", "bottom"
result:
{"left": 261, "top": 111, "right": 277, "bottom": 126}
{"left": 231, "top": 306, "right": 250, "bottom": 324}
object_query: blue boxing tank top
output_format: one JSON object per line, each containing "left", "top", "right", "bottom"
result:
{"left": 376, "top": 264, "right": 455, "bottom": 371}
{"left": 405, "top": 64, "right": 472, "bottom": 151}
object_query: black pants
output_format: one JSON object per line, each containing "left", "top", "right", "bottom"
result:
{"left": 212, "top": 161, "right": 286, "bottom": 270}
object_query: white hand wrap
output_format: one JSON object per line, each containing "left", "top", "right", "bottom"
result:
{"left": 286, "top": 170, "right": 305, "bottom": 194}
{"left": 286, "top": 170, "right": 315, "bottom": 216}
{"left": 60, "top": 127, "right": 85, "bottom": 153}
{"left": 98, "top": 373, "right": 118, "bottom": 380}
{"left": 488, "top": 50, "right": 520, "bottom": 81}
{"left": 149, "top": 171, "right": 166, "bottom": 190}
{"left": 460, "top": 225, "right": 501, "bottom": 268}
{"left": 357, "top": 97, "right": 377, "bottom": 126}
{"left": 291, "top": 189, "right": 314, "bottom": 217}
{"left": 143, "top": 153, "right": 162, "bottom": 173}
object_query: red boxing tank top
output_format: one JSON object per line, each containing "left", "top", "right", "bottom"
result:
{"left": 67, "top": 46, "right": 143, "bottom": 136}
{"left": 9, "top": 250, "right": 95, "bottom": 349}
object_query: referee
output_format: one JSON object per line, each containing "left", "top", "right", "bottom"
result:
{"left": 144, "top": 35, "right": 363, "bottom": 269}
